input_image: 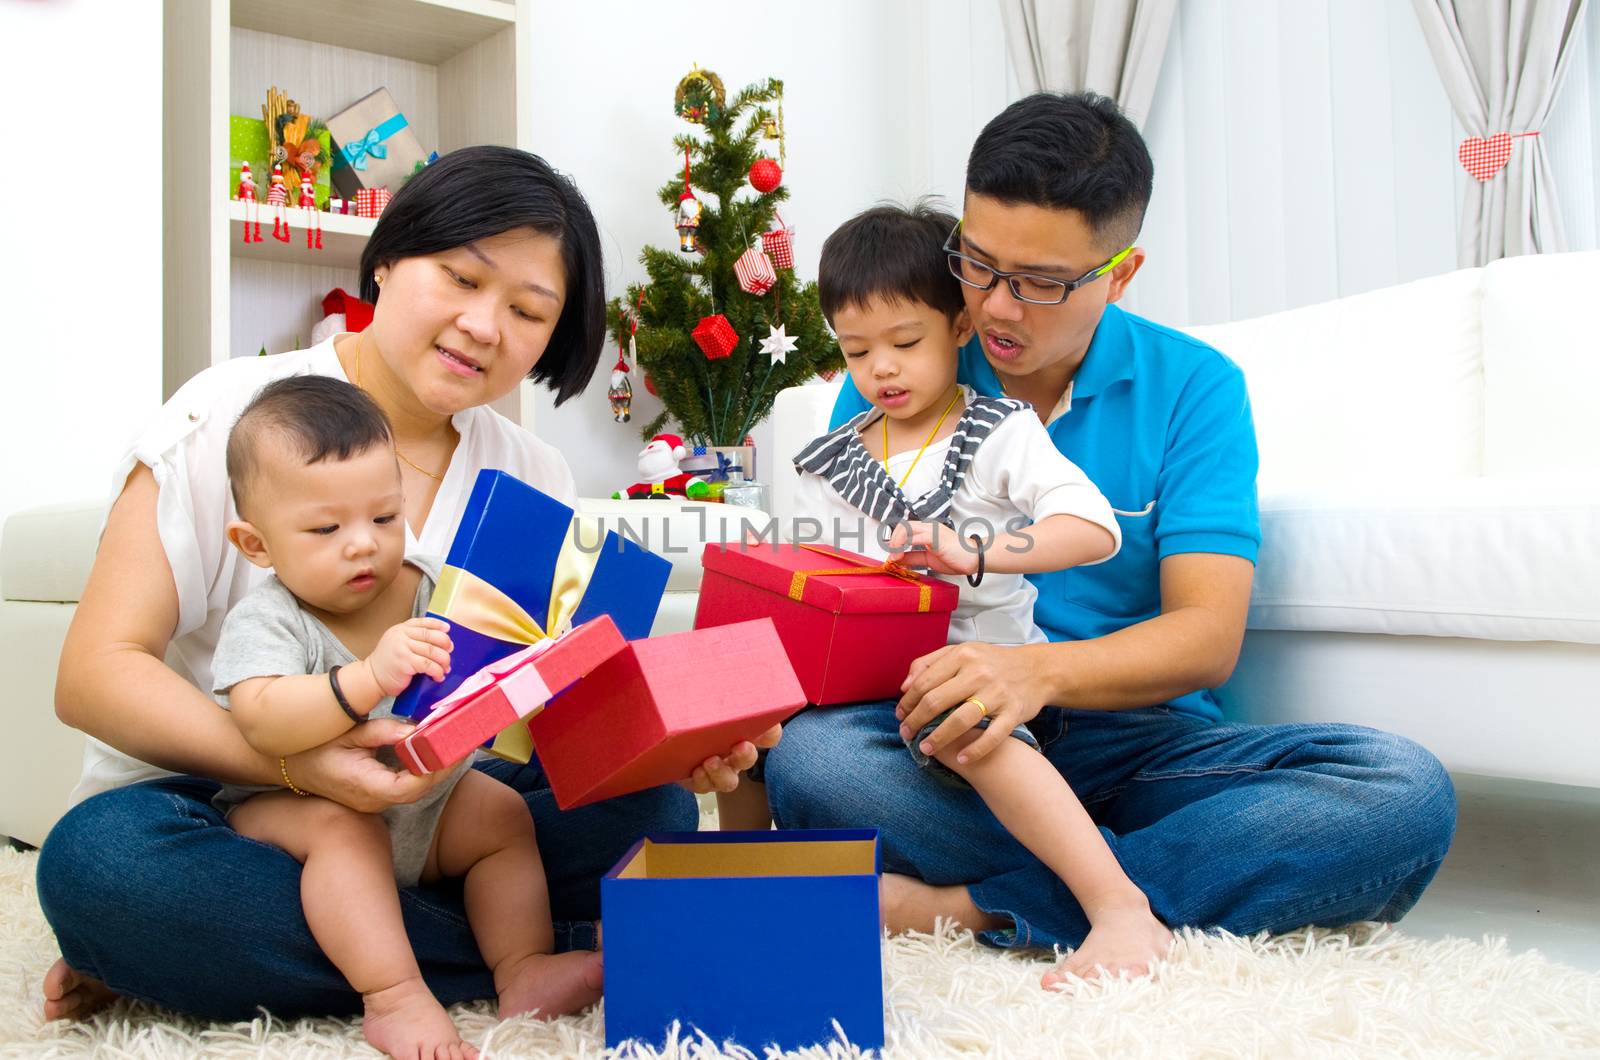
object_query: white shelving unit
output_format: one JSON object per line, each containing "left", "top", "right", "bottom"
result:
{"left": 163, "top": 0, "right": 531, "bottom": 423}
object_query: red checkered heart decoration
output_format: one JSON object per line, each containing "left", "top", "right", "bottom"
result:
{"left": 734, "top": 244, "right": 776, "bottom": 295}
{"left": 1459, "top": 133, "right": 1514, "bottom": 182}
{"left": 692, "top": 314, "right": 739, "bottom": 360}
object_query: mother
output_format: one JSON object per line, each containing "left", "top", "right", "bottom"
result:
{"left": 38, "top": 146, "right": 766, "bottom": 1021}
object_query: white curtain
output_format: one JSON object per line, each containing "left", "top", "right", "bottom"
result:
{"left": 997, "top": 0, "right": 1177, "bottom": 127}
{"left": 1412, "top": 0, "right": 1590, "bottom": 266}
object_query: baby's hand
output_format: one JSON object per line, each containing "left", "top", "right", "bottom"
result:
{"left": 886, "top": 521, "right": 981, "bottom": 576}
{"left": 363, "top": 617, "right": 453, "bottom": 697}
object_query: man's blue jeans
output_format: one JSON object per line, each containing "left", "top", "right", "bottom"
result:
{"left": 35, "top": 757, "right": 697, "bottom": 1021}
{"left": 763, "top": 701, "right": 1457, "bottom": 951}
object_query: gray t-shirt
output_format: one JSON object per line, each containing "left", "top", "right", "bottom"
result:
{"left": 211, "top": 556, "right": 473, "bottom": 887}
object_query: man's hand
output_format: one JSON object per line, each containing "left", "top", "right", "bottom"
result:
{"left": 680, "top": 724, "right": 783, "bottom": 794}
{"left": 283, "top": 718, "right": 446, "bottom": 813}
{"left": 363, "top": 617, "right": 453, "bottom": 697}
{"left": 885, "top": 521, "right": 981, "bottom": 576}
{"left": 896, "top": 642, "right": 1054, "bottom": 764}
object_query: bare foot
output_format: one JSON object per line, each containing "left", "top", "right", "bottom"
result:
{"left": 362, "top": 975, "right": 477, "bottom": 1060}
{"left": 42, "top": 958, "right": 118, "bottom": 1021}
{"left": 880, "top": 873, "right": 1007, "bottom": 936}
{"left": 495, "top": 950, "right": 604, "bottom": 1021}
{"left": 1042, "top": 902, "right": 1173, "bottom": 989}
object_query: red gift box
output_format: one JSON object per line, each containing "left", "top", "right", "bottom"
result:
{"left": 762, "top": 226, "right": 794, "bottom": 270}
{"left": 396, "top": 616, "right": 626, "bottom": 776}
{"left": 692, "top": 314, "right": 739, "bottom": 360}
{"left": 354, "top": 187, "right": 392, "bottom": 218}
{"left": 734, "top": 244, "right": 776, "bottom": 295}
{"left": 526, "top": 619, "right": 805, "bottom": 809}
{"left": 694, "top": 543, "right": 959, "bottom": 705}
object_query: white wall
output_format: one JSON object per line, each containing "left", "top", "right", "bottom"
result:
{"left": 524, "top": 0, "right": 1011, "bottom": 498}
{"left": 0, "top": 2, "right": 163, "bottom": 534}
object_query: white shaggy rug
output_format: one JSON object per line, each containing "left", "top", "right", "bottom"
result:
{"left": 3, "top": 846, "right": 1599, "bottom": 1059}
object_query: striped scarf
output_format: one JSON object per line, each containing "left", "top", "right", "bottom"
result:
{"left": 792, "top": 392, "right": 1028, "bottom": 527}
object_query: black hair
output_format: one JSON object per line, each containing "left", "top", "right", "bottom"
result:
{"left": 966, "top": 92, "right": 1154, "bottom": 251}
{"left": 818, "top": 200, "right": 966, "bottom": 325}
{"left": 358, "top": 145, "right": 606, "bottom": 406}
{"left": 227, "top": 375, "right": 393, "bottom": 514}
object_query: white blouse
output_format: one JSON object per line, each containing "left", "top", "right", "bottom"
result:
{"left": 70, "top": 335, "right": 577, "bottom": 804}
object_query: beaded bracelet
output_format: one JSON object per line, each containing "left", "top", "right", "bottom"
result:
{"left": 279, "top": 756, "right": 309, "bottom": 797}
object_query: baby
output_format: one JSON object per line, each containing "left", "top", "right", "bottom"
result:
{"left": 725, "top": 203, "right": 1173, "bottom": 983}
{"left": 212, "top": 375, "right": 600, "bottom": 1059}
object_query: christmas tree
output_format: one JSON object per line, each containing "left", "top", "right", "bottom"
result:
{"left": 607, "top": 68, "right": 842, "bottom": 446}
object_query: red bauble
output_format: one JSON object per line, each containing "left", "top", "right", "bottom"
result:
{"left": 749, "top": 158, "right": 783, "bottom": 194}
{"left": 644, "top": 374, "right": 658, "bottom": 397}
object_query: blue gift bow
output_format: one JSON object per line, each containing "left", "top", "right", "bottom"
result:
{"left": 335, "top": 113, "right": 409, "bottom": 171}
{"left": 715, "top": 451, "right": 735, "bottom": 479}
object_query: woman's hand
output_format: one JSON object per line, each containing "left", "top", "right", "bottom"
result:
{"left": 283, "top": 718, "right": 446, "bottom": 813}
{"left": 896, "top": 643, "right": 1054, "bottom": 764}
{"left": 679, "top": 724, "right": 783, "bottom": 795}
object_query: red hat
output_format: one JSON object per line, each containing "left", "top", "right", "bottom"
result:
{"left": 650, "top": 433, "right": 686, "bottom": 460}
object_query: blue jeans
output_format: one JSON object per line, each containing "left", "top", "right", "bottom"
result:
{"left": 35, "top": 757, "right": 697, "bottom": 1020}
{"left": 763, "top": 701, "right": 1456, "bottom": 951}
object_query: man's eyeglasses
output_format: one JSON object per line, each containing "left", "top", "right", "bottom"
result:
{"left": 943, "top": 220, "right": 1132, "bottom": 306}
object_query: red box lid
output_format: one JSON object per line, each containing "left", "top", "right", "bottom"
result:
{"left": 700, "top": 542, "right": 958, "bottom": 616}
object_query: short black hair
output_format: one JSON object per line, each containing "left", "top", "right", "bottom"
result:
{"left": 359, "top": 145, "right": 605, "bottom": 406}
{"left": 966, "top": 92, "right": 1154, "bottom": 252}
{"left": 818, "top": 200, "right": 966, "bottom": 325}
{"left": 227, "top": 376, "right": 393, "bottom": 514}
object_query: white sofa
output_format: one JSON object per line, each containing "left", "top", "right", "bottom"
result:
{"left": 6, "top": 250, "right": 1598, "bottom": 846}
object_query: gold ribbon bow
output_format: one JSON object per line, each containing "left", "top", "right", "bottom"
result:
{"left": 424, "top": 516, "right": 605, "bottom": 762}
{"left": 786, "top": 543, "right": 932, "bottom": 613}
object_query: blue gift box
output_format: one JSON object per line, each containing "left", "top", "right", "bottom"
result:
{"left": 602, "top": 829, "right": 884, "bottom": 1051}
{"left": 394, "top": 469, "right": 671, "bottom": 760}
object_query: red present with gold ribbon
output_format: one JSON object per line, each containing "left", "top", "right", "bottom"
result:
{"left": 693, "top": 542, "right": 958, "bottom": 705}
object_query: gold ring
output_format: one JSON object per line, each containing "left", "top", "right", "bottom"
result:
{"left": 967, "top": 697, "right": 988, "bottom": 718}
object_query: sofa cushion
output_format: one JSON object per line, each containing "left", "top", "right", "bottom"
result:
{"left": 1250, "top": 476, "right": 1600, "bottom": 643}
{"left": 1481, "top": 250, "right": 1600, "bottom": 478}
{"left": 1183, "top": 267, "right": 1485, "bottom": 492}
{"left": 1, "top": 501, "right": 103, "bottom": 603}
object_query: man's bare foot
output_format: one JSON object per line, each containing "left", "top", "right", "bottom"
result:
{"left": 1042, "top": 902, "right": 1173, "bottom": 989}
{"left": 42, "top": 958, "right": 118, "bottom": 1021}
{"left": 880, "top": 873, "right": 1007, "bottom": 936}
{"left": 494, "top": 950, "right": 604, "bottom": 1021}
{"left": 362, "top": 975, "right": 476, "bottom": 1060}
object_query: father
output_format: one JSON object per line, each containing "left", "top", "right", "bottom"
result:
{"left": 762, "top": 92, "right": 1456, "bottom": 984}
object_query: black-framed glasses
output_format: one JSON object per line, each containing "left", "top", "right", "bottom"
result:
{"left": 943, "top": 220, "right": 1132, "bottom": 306}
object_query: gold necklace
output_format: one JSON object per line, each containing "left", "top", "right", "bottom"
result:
{"left": 883, "top": 387, "right": 963, "bottom": 489}
{"left": 353, "top": 341, "right": 446, "bottom": 482}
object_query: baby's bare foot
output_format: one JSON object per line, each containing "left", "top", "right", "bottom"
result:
{"left": 362, "top": 975, "right": 476, "bottom": 1060}
{"left": 495, "top": 950, "right": 604, "bottom": 1021}
{"left": 880, "top": 873, "right": 1006, "bottom": 936}
{"left": 42, "top": 958, "right": 118, "bottom": 1021}
{"left": 1042, "top": 903, "right": 1173, "bottom": 989}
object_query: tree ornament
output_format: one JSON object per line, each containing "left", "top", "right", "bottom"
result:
{"left": 764, "top": 219, "right": 795, "bottom": 270}
{"left": 608, "top": 355, "right": 633, "bottom": 423}
{"left": 692, "top": 314, "right": 739, "bottom": 360}
{"left": 760, "top": 324, "right": 799, "bottom": 364}
{"left": 749, "top": 158, "right": 783, "bottom": 194}
{"left": 676, "top": 147, "right": 702, "bottom": 254}
{"left": 761, "top": 114, "right": 780, "bottom": 139}
{"left": 644, "top": 373, "right": 658, "bottom": 397}
{"left": 734, "top": 243, "right": 776, "bottom": 295}
{"left": 674, "top": 65, "right": 726, "bottom": 124}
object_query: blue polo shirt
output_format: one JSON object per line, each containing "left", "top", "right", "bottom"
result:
{"left": 828, "top": 304, "right": 1259, "bottom": 721}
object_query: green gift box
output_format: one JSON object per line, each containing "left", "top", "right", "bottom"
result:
{"left": 227, "top": 115, "right": 331, "bottom": 211}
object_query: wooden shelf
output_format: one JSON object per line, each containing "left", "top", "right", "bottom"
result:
{"left": 232, "top": 0, "right": 514, "bottom": 66}
{"left": 228, "top": 199, "right": 377, "bottom": 269}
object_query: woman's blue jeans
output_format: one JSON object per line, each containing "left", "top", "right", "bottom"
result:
{"left": 764, "top": 701, "right": 1457, "bottom": 951}
{"left": 35, "top": 757, "right": 697, "bottom": 1020}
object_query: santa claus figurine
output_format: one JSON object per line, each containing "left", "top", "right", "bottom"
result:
{"left": 614, "top": 433, "right": 709, "bottom": 500}
{"left": 236, "top": 162, "right": 261, "bottom": 244}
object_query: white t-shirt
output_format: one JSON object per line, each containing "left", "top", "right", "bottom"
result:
{"left": 70, "top": 335, "right": 577, "bottom": 805}
{"left": 788, "top": 387, "right": 1120, "bottom": 648}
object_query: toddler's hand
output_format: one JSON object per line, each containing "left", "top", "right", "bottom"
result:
{"left": 363, "top": 617, "right": 453, "bottom": 697}
{"left": 886, "top": 521, "right": 981, "bottom": 576}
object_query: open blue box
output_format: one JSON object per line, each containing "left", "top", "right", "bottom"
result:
{"left": 601, "top": 829, "right": 884, "bottom": 1052}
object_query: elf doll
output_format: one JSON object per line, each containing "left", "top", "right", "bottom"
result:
{"left": 236, "top": 162, "right": 261, "bottom": 244}
{"left": 298, "top": 169, "right": 322, "bottom": 250}
{"left": 266, "top": 163, "right": 291, "bottom": 243}
{"left": 614, "top": 434, "right": 709, "bottom": 500}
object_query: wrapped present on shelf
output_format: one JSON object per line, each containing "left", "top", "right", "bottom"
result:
{"left": 354, "top": 187, "right": 392, "bottom": 218}
{"left": 326, "top": 87, "right": 429, "bottom": 198}
{"left": 396, "top": 615, "right": 625, "bottom": 776}
{"left": 602, "top": 829, "right": 884, "bottom": 1051}
{"left": 393, "top": 469, "right": 672, "bottom": 763}
{"left": 695, "top": 542, "right": 958, "bottom": 705}
{"left": 526, "top": 618, "right": 805, "bottom": 809}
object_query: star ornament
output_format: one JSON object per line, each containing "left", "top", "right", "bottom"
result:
{"left": 760, "top": 324, "right": 799, "bottom": 364}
